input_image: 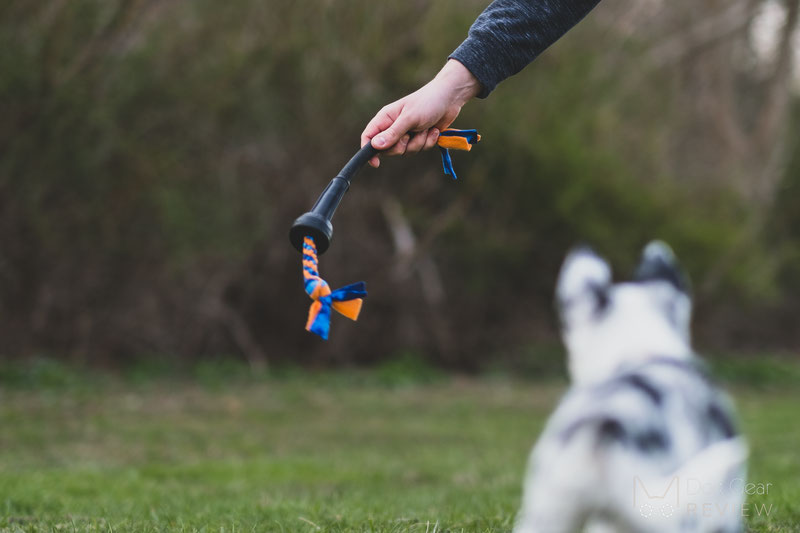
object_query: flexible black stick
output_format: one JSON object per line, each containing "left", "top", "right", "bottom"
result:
{"left": 289, "top": 143, "right": 378, "bottom": 255}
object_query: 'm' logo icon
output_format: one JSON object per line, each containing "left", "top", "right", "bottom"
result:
{"left": 634, "top": 476, "right": 679, "bottom": 518}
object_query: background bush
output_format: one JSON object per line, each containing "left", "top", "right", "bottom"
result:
{"left": 1, "top": 0, "right": 798, "bottom": 369}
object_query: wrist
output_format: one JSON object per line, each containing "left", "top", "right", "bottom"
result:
{"left": 434, "top": 59, "right": 481, "bottom": 107}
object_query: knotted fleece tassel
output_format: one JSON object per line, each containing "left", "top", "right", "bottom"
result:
{"left": 302, "top": 236, "right": 366, "bottom": 340}
{"left": 437, "top": 128, "right": 481, "bottom": 180}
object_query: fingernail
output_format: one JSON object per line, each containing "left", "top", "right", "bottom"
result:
{"left": 375, "top": 135, "right": 386, "bottom": 147}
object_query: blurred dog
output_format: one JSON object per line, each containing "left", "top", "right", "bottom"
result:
{"left": 513, "top": 242, "right": 747, "bottom": 533}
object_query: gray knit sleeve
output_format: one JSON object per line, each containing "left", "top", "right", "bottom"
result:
{"left": 450, "top": 0, "right": 601, "bottom": 98}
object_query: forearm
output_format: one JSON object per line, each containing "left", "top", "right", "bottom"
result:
{"left": 450, "top": 0, "right": 602, "bottom": 98}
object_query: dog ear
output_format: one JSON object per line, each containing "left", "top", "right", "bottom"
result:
{"left": 633, "top": 241, "right": 689, "bottom": 293}
{"left": 556, "top": 246, "right": 612, "bottom": 326}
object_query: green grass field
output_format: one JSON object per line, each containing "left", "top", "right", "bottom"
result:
{"left": 0, "top": 360, "right": 798, "bottom": 532}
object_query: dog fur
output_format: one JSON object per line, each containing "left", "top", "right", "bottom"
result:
{"left": 513, "top": 242, "right": 747, "bottom": 533}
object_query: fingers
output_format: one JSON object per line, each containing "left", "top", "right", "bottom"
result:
{"left": 360, "top": 102, "right": 407, "bottom": 150}
{"left": 400, "top": 128, "right": 440, "bottom": 154}
{"left": 361, "top": 102, "right": 401, "bottom": 144}
{"left": 373, "top": 112, "right": 415, "bottom": 151}
{"left": 360, "top": 93, "right": 446, "bottom": 167}
{"left": 423, "top": 128, "right": 440, "bottom": 151}
{"left": 368, "top": 129, "right": 439, "bottom": 166}
{"left": 405, "top": 131, "right": 427, "bottom": 154}
{"left": 386, "top": 134, "right": 411, "bottom": 156}
{"left": 363, "top": 109, "right": 412, "bottom": 166}
{"left": 361, "top": 102, "right": 403, "bottom": 167}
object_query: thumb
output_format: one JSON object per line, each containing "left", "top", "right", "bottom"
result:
{"left": 372, "top": 112, "right": 415, "bottom": 150}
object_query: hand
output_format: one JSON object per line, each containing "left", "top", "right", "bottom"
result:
{"left": 360, "top": 59, "right": 481, "bottom": 168}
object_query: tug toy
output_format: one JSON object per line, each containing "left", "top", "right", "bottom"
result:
{"left": 289, "top": 128, "right": 480, "bottom": 339}
{"left": 437, "top": 128, "right": 480, "bottom": 179}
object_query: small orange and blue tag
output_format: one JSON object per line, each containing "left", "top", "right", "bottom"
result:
{"left": 437, "top": 128, "right": 481, "bottom": 179}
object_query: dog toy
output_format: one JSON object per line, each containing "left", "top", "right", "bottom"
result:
{"left": 437, "top": 128, "right": 481, "bottom": 179}
{"left": 289, "top": 128, "right": 480, "bottom": 339}
{"left": 301, "top": 236, "right": 366, "bottom": 340}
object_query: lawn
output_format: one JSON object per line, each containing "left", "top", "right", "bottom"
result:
{"left": 0, "top": 361, "right": 798, "bottom": 532}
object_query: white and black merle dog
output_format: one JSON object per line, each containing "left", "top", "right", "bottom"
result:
{"left": 513, "top": 242, "right": 747, "bottom": 533}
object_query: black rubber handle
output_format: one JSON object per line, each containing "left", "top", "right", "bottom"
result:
{"left": 289, "top": 144, "right": 379, "bottom": 254}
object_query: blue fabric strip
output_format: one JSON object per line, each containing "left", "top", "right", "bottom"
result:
{"left": 439, "top": 146, "right": 457, "bottom": 179}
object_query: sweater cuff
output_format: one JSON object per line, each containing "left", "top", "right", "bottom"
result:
{"left": 449, "top": 41, "right": 496, "bottom": 99}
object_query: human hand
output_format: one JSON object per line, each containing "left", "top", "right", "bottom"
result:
{"left": 360, "top": 59, "right": 481, "bottom": 168}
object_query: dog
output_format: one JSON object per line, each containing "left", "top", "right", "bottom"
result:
{"left": 513, "top": 241, "right": 747, "bottom": 533}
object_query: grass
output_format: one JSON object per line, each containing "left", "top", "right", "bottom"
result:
{"left": 0, "top": 359, "right": 798, "bottom": 532}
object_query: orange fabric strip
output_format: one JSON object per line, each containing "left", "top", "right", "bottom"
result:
{"left": 305, "top": 300, "right": 322, "bottom": 331}
{"left": 437, "top": 136, "right": 472, "bottom": 151}
{"left": 332, "top": 299, "right": 363, "bottom": 321}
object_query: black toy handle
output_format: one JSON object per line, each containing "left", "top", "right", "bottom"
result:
{"left": 289, "top": 143, "right": 379, "bottom": 254}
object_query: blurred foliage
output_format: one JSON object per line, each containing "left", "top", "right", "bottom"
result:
{"left": 1, "top": 0, "right": 799, "bottom": 369}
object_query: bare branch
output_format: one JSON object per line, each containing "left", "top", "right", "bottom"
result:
{"left": 646, "top": 1, "right": 757, "bottom": 68}
{"left": 754, "top": 0, "right": 800, "bottom": 149}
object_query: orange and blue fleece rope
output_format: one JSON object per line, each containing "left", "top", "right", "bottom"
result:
{"left": 301, "top": 128, "right": 479, "bottom": 339}
{"left": 302, "top": 236, "right": 366, "bottom": 340}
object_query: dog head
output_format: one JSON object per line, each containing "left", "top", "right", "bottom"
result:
{"left": 556, "top": 241, "right": 692, "bottom": 385}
